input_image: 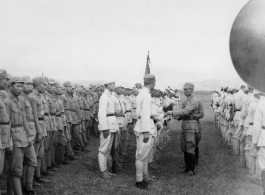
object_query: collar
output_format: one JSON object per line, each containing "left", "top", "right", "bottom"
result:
{"left": 8, "top": 91, "right": 19, "bottom": 102}
{"left": 32, "top": 89, "right": 41, "bottom": 97}
{"left": 21, "top": 91, "right": 30, "bottom": 100}
{"left": 113, "top": 92, "right": 118, "bottom": 97}
{"left": 248, "top": 93, "right": 254, "bottom": 98}
{"left": 187, "top": 94, "right": 194, "bottom": 99}
{"left": 142, "top": 87, "right": 150, "bottom": 94}
{"left": 104, "top": 89, "right": 112, "bottom": 96}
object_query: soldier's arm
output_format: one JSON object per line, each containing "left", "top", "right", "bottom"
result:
{"left": 4, "top": 99, "right": 11, "bottom": 124}
{"left": 98, "top": 95, "right": 108, "bottom": 130}
{"left": 141, "top": 94, "right": 151, "bottom": 133}
{"left": 252, "top": 102, "right": 263, "bottom": 144}
{"left": 172, "top": 100, "right": 197, "bottom": 117}
{"left": 30, "top": 97, "right": 42, "bottom": 134}
{"left": 194, "top": 101, "right": 204, "bottom": 120}
{"left": 19, "top": 98, "right": 31, "bottom": 136}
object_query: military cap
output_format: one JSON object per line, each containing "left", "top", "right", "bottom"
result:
{"left": 9, "top": 76, "right": 24, "bottom": 84}
{"left": 0, "top": 69, "right": 8, "bottom": 80}
{"left": 44, "top": 77, "right": 50, "bottom": 84}
{"left": 63, "top": 81, "right": 72, "bottom": 87}
{"left": 49, "top": 79, "right": 56, "bottom": 85}
{"left": 7, "top": 74, "right": 12, "bottom": 80}
{"left": 32, "top": 76, "right": 47, "bottom": 85}
{"left": 143, "top": 74, "right": 155, "bottom": 84}
{"left": 183, "top": 82, "right": 195, "bottom": 90}
{"left": 115, "top": 81, "right": 123, "bottom": 88}
{"left": 22, "top": 76, "right": 32, "bottom": 84}
{"left": 55, "top": 81, "right": 62, "bottom": 88}
{"left": 102, "top": 79, "right": 115, "bottom": 85}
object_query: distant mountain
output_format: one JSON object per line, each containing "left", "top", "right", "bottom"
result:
{"left": 171, "top": 78, "right": 246, "bottom": 91}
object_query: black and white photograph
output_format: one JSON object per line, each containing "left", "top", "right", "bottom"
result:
{"left": 0, "top": 0, "right": 265, "bottom": 194}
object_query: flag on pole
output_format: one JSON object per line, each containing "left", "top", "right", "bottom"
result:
{"left": 145, "top": 51, "right": 151, "bottom": 75}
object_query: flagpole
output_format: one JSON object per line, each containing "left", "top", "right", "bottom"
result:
{"left": 145, "top": 51, "right": 150, "bottom": 75}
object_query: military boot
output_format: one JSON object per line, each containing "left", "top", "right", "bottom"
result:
{"left": 100, "top": 171, "right": 111, "bottom": 179}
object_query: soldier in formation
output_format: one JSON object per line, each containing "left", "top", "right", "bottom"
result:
{"left": 211, "top": 84, "right": 265, "bottom": 194}
{"left": 0, "top": 69, "right": 178, "bottom": 194}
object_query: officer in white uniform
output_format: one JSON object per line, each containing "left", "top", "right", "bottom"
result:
{"left": 98, "top": 79, "right": 118, "bottom": 179}
{"left": 133, "top": 74, "right": 156, "bottom": 190}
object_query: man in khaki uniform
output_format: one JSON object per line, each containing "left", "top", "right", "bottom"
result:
{"left": 30, "top": 76, "right": 51, "bottom": 184}
{"left": 83, "top": 87, "right": 92, "bottom": 141}
{"left": 0, "top": 69, "right": 12, "bottom": 195}
{"left": 21, "top": 76, "right": 43, "bottom": 194}
{"left": 62, "top": 82, "right": 85, "bottom": 152}
{"left": 53, "top": 81, "right": 70, "bottom": 165}
{"left": 5, "top": 77, "right": 37, "bottom": 195}
{"left": 167, "top": 82, "right": 200, "bottom": 176}
{"left": 45, "top": 78, "right": 60, "bottom": 171}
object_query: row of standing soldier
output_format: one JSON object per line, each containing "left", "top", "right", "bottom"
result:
{"left": 212, "top": 85, "right": 265, "bottom": 195}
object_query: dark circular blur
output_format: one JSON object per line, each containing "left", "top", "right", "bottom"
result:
{"left": 230, "top": 0, "right": 265, "bottom": 92}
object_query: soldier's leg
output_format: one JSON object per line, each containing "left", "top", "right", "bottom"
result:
{"left": 81, "top": 121, "right": 87, "bottom": 146}
{"left": 135, "top": 133, "right": 151, "bottom": 189}
{"left": 0, "top": 149, "right": 7, "bottom": 194}
{"left": 41, "top": 137, "right": 47, "bottom": 173}
{"left": 85, "top": 120, "right": 91, "bottom": 140}
{"left": 239, "top": 139, "right": 246, "bottom": 168}
{"left": 10, "top": 147, "right": 27, "bottom": 195}
{"left": 98, "top": 132, "right": 113, "bottom": 178}
{"left": 195, "top": 132, "right": 201, "bottom": 165}
{"left": 185, "top": 132, "right": 196, "bottom": 175}
{"left": 46, "top": 132, "right": 52, "bottom": 169}
{"left": 24, "top": 144, "right": 37, "bottom": 192}
{"left": 72, "top": 124, "right": 85, "bottom": 148}
{"left": 249, "top": 145, "right": 257, "bottom": 176}
{"left": 6, "top": 149, "right": 14, "bottom": 195}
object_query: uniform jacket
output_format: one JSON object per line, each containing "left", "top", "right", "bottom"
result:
{"left": 98, "top": 89, "right": 118, "bottom": 132}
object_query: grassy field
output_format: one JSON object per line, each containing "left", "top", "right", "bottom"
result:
{"left": 1, "top": 92, "right": 263, "bottom": 194}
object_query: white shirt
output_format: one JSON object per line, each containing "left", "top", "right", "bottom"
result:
{"left": 234, "top": 89, "right": 244, "bottom": 110}
{"left": 135, "top": 87, "right": 152, "bottom": 133}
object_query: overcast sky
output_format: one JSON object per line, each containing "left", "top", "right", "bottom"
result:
{"left": 0, "top": 0, "right": 249, "bottom": 87}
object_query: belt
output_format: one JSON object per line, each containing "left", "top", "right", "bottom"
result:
{"left": 0, "top": 122, "right": 9, "bottom": 125}
{"left": 44, "top": 113, "right": 49, "bottom": 116}
{"left": 27, "top": 119, "right": 35, "bottom": 123}
{"left": 133, "top": 108, "right": 136, "bottom": 110}
{"left": 107, "top": 114, "right": 115, "bottom": 117}
{"left": 138, "top": 116, "right": 153, "bottom": 119}
{"left": 64, "top": 108, "right": 71, "bottom": 111}
{"left": 50, "top": 113, "right": 56, "bottom": 116}
{"left": 38, "top": 118, "right": 44, "bottom": 121}
{"left": 56, "top": 114, "right": 62, "bottom": 117}
{"left": 249, "top": 123, "right": 254, "bottom": 125}
{"left": 126, "top": 110, "right": 131, "bottom": 113}
{"left": 84, "top": 108, "right": 90, "bottom": 111}
{"left": 183, "top": 117, "right": 196, "bottom": 120}
{"left": 11, "top": 124, "right": 22, "bottom": 128}
{"left": 262, "top": 126, "right": 265, "bottom": 130}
